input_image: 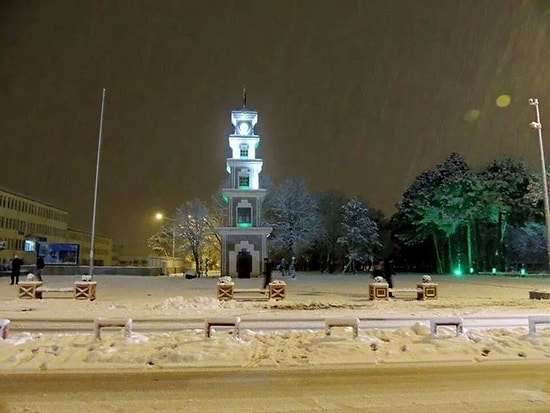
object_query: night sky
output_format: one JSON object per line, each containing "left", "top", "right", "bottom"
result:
{"left": 2, "top": 0, "right": 550, "bottom": 254}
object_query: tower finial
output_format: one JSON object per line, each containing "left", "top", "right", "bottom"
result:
{"left": 242, "top": 87, "right": 247, "bottom": 109}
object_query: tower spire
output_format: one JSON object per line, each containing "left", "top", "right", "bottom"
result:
{"left": 242, "top": 87, "right": 247, "bottom": 109}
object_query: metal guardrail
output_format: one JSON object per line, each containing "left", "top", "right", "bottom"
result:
{"left": 6, "top": 315, "right": 533, "bottom": 334}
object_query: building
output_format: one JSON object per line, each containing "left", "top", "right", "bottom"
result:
{"left": 66, "top": 228, "right": 112, "bottom": 266}
{"left": 0, "top": 186, "right": 112, "bottom": 267}
{"left": 215, "top": 97, "right": 272, "bottom": 277}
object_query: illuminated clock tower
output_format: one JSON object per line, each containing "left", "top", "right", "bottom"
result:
{"left": 216, "top": 93, "right": 272, "bottom": 278}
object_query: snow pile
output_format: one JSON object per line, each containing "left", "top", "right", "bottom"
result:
{"left": 218, "top": 276, "right": 234, "bottom": 285}
{"left": 153, "top": 296, "right": 221, "bottom": 311}
{"left": 3, "top": 273, "right": 550, "bottom": 372}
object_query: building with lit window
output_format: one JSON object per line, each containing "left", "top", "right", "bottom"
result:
{"left": 0, "top": 186, "right": 112, "bottom": 268}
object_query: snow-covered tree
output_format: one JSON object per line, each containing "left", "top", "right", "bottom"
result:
{"left": 337, "top": 197, "right": 380, "bottom": 273}
{"left": 174, "top": 199, "right": 218, "bottom": 275}
{"left": 505, "top": 222, "right": 546, "bottom": 270}
{"left": 478, "top": 156, "right": 539, "bottom": 270}
{"left": 394, "top": 168, "right": 444, "bottom": 272}
{"left": 146, "top": 231, "right": 174, "bottom": 258}
{"left": 264, "top": 177, "right": 322, "bottom": 258}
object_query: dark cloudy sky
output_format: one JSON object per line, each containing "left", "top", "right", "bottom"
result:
{"left": 2, "top": 0, "right": 550, "bottom": 254}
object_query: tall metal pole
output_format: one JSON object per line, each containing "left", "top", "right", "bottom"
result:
{"left": 529, "top": 98, "right": 550, "bottom": 271}
{"left": 90, "top": 88, "right": 106, "bottom": 280}
{"left": 172, "top": 221, "right": 176, "bottom": 274}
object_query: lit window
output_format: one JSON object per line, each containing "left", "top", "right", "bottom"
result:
{"left": 239, "top": 175, "right": 250, "bottom": 188}
{"left": 237, "top": 207, "right": 252, "bottom": 226}
{"left": 239, "top": 144, "right": 249, "bottom": 158}
{"left": 24, "top": 240, "right": 36, "bottom": 252}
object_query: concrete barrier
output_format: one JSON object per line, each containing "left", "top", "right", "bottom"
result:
{"left": 528, "top": 316, "right": 550, "bottom": 335}
{"left": 324, "top": 317, "right": 359, "bottom": 338}
{"left": 205, "top": 317, "right": 241, "bottom": 339}
{"left": 430, "top": 317, "right": 463, "bottom": 336}
{"left": 94, "top": 318, "right": 133, "bottom": 340}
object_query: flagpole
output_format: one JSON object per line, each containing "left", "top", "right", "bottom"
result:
{"left": 89, "top": 88, "right": 106, "bottom": 280}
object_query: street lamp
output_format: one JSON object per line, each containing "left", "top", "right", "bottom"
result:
{"left": 155, "top": 212, "right": 176, "bottom": 274}
{"left": 529, "top": 98, "right": 550, "bottom": 271}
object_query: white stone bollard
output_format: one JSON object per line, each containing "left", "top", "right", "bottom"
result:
{"left": 0, "top": 319, "right": 10, "bottom": 340}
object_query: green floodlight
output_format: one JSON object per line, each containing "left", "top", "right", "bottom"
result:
{"left": 492, "top": 267, "right": 497, "bottom": 275}
{"left": 453, "top": 267, "right": 463, "bottom": 277}
{"left": 469, "top": 267, "right": 474, "bottom": 274}
{"left": 520, "top": 268, "right": 526, "bottom": 276}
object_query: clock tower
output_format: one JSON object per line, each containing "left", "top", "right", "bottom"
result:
{"left": 216, "top": 93, "right": 272, "bottom": 278}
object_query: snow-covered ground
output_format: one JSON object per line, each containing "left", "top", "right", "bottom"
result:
{"left": 2, "top": 272, "right": 550, "bottom": 371}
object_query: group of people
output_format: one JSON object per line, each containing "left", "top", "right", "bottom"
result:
{"left": 7, "top": 254, "right": 45, "bottom": 285}
{"left": 262, "top": 256, "right": 296, "bottom": 290}
{"left": 277, "top": 257, "right": 296, "bottom": 278}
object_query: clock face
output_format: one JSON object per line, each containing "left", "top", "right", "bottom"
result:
{"left": 238, "top": 122, "right": 250, "bottom": 135}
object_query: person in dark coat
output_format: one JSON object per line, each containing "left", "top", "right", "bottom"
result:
{"left": 383, "top": 259, "right": 396, "bottom": 296}
{"left": 263, "top": 257, "right": 273, "bottom": 289}
{"left": 371, "top": 260, "right": 385, "bottom": 280}
{"left": 35, "top": 255, "right": 45, "bottom": 282}
{"left": 10, "top": 254, "right": 23, "bottom": 285}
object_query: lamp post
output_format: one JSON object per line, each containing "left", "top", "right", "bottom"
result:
{"left": 155, "top": 213, "right": 176, "bottom": 274}
{"left": 529, "top": 98, "right": 550, "bottom": 271}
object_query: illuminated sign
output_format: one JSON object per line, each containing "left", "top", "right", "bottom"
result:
{"left": 37, "top": 243, "right": 80, "bottom": 266}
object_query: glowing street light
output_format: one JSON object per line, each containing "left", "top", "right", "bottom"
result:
{"left": 529, "top": 98, "right": 550, "bottom": 271}
{"left": 155, "top": 212, "right": 176, "bottom": 274}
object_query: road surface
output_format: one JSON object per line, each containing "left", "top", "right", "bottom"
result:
{"left": 1, "top": 362, "right": 550, "bottom": 412}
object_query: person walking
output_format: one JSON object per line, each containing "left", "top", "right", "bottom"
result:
{"left": 35, "top": 255, "right": 45, "bottom": 282}
{"left": 279, "top": 258, "right": 287, "bottom": 277}
{"left": 289, "top": 257, "right": 296, "bottom": 278}
{"left": 262, "top": 257, "right": 273, "bottom": 289}
{"left": 10, "top": 254, "right": 23, "bottom": 285}
{"left": 263, "top": 257, "right": 273, "bottom": 290}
